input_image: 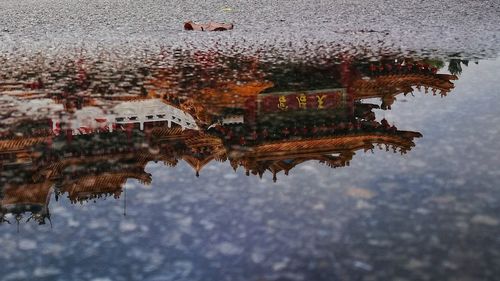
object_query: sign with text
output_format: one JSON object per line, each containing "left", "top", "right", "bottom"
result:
{"left": 257, "top": 88, "right": 347, "bottom": 113}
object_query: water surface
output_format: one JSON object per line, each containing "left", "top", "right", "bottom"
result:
{"left": 0, "top": 50, "right": 499, "bottom": 281}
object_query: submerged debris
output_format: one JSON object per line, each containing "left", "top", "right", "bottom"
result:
{"left": 184, "top": 21, "right": 234, "bottom": 31}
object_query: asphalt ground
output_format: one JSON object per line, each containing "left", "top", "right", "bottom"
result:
{"left": 1, "top": 0, "right": 499, "bottom": 58}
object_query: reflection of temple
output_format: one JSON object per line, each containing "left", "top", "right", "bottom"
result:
{"left": 0, "top": 54, "right": 458, "bottom": 223}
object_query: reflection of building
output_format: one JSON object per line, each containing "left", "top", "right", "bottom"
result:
{"left": 0, "top": 54, "right": 458, "bottom": 223}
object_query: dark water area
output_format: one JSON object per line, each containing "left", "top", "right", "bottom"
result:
{"left": 0, "top": 49, "right": 499, "bottom": 281}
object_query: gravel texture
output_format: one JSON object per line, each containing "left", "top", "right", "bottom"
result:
{"left": 0, "top": 0, "right": 500, "bottom": 58}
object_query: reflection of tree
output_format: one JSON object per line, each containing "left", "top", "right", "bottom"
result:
{"left": 423, "top": 59, "right": 445, "bottom": 69}
{"left": 448, "top": 59, "right": 469, "bottom": 76}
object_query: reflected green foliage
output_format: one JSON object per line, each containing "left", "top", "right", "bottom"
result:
{"left": 423, "top": 59, "right": 445, "bottom": 69}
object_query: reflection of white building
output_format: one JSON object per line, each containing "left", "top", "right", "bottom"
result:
{"left": 1, "top": 92, "right": 198, "bottom": 135}
{"left": 113, "top": 99, "right": 198, "bottom": 130}
{"left": 0, "top": 94, "right": 64, "bottom": 128}
{"left": 53, "top": 99, "right": 199, "bottom": 135}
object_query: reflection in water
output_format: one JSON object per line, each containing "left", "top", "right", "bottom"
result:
{"left": 0, "top": 52, "right": 459, "bottom": 224}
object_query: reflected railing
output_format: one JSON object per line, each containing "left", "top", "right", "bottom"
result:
{"left": 0, "top": 50, "right": 462, "bottom": 224}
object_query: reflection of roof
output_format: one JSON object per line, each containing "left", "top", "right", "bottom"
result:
{"left": 182, "top": 134, "right": 226, "bottom": 175}
{"left": 199, "top": 81, "right": 273, "bottom": 108}
{"left": 0, "top": 136, "right": 51, "bottom": 151}
{"left": 2, "top": 123, "right": 421, "bottom": 194}
{"left": 353, "top": 73, "right": 458, "bottom": 108}
{"left": 250, "top": 131, "right": 420, "bottom": 155}
{"left": 60, "top": 172, "right": 151, "bottom": 203}
{"left": 0, "top": 112, "right": 423, "bottom": 188}
{"left": 227, "top": 130, "right": 421, "bottom": 181}
{"left": 1, "top": 182, "right": 53, "bottom": 206}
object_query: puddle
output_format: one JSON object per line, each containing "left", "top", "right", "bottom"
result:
{"left": 1, "top": 48, "right": 499, "bottom": 281}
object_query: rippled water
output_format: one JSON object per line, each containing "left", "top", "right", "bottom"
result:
{"left": 0, "top": 47, "right": 499, "bottom": 281}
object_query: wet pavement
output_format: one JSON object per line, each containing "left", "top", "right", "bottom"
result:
{"left": 1, "top": 0, "right": 500, "bottom": 57}
{"left": 1, "top": 1, "right": 500, "bottom": 281}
